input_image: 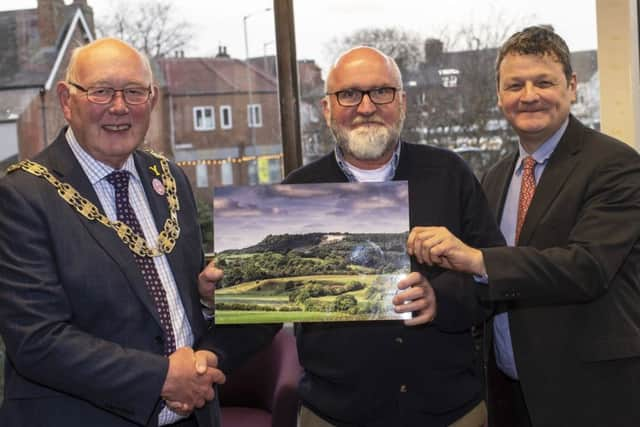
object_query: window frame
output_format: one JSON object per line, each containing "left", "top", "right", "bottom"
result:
{"left": 193, "top": 106, "right": 215, "bottom": 131}
{"left": 220, "top": 105, "right": 233, "bottom": 129}
{"left": 247, "top": 103, "right": 263, "bottom": 128}
{"left": 195, "top": 162, "right": 209, "bottom": 188}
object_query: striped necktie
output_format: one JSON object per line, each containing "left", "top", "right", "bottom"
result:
{"left": 107, "top": 170, "right": 176, "bottom": 355}
{"left": 515, "top": 156, "right": 537, "bottom": 244}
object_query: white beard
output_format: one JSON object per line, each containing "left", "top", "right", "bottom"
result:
{"left": 331, "top": 115, "right": 404, "bottom": 161}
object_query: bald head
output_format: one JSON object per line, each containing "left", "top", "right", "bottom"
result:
{"left": 65, "top": 38, "right": 153, "bottom": 84}
{"left": 325, "top": 46, "right": 403, "bottom": 93}
{"left": 57, "top": 37, "right": 157, "bottom": 169}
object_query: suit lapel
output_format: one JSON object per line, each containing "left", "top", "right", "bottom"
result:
{"left": 517, "top": 117, "right": 583, "bottom": 244}
{"left": 134, "top": 153, "right": 170, "bottom": 238}
{"left": 47, "top": 136, "right": 164, "bottom": 328}
{"left": 134, "top": 152, "right": 197, "bottom": 327}
{"left": 483, "top": 154, "right": 516, "bottom": 223}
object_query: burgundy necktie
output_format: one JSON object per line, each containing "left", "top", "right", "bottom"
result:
{"left": 515, "top": 156, "right": 537, "bottom": 244}
{"left": 107, "top": 171, "right": 176, "bottom": 355}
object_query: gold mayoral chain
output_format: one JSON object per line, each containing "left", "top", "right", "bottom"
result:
{"left": 7, "top": 152, "right": 180, "bottom": 258}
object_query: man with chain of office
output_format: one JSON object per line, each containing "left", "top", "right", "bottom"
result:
{"left": 0, "top": 38, "right": 236, "bottom": 427}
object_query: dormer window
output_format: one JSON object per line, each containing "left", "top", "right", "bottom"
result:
{"left": 438, "top": 69, "right": 460, "bottom": 88}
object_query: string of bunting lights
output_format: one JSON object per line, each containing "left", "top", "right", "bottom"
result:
{"left": 176, "top": 153, "right": 283, "bottom": 167}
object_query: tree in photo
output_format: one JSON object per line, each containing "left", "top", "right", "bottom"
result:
{"left": 334, "top": 294, "right": 358, "bottom": 314}
{"left": 96, "top": 0, "right": 193, "bottom": 58}
{"left": 324, "top": 27, "right": 423, "bottom": 76}
{"left": 412, "top": 14, "right": 528, "bottom": 159}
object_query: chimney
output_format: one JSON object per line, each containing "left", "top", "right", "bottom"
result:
{"left": 424, "top": 38, "right": 444, "bottom": 65}
{"left": 38, "top": 0, "right": 65, "bottom": 47}
{"left": 215, "top": 45, "right": 230, "bottom": 58}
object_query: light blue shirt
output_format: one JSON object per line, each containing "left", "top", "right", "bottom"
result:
{"left": 493, "top": 118, "right": 568, "bottom": 379}
{"left": 65, "top": 128, "right": 192, "bottom": 424}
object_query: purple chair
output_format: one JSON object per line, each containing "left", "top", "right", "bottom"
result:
{"left": 219, "top": 328, "right": 303, "bottom": 427}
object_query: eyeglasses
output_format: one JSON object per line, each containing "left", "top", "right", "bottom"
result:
{"left": 326, "top": 87, "right": 399, "bottom": 107}
{"left": 68, "top": 82, "right": 152, "bottom": 105}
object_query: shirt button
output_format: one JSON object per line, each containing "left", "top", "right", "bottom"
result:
{"left": 400, "top": 384, "right": 408, "bottom": 393}
{"left": 395, "top": 337, "right": 403, "bottom": 344}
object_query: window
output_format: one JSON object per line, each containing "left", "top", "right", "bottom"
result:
{"left": 247, "top": 160, "right": 258, "bottom": 185}
{"left": 221, "top": 162, "right": 234, "bottom": 185}
{"left": 196, "top": 163, "right": 209, "bottom": 188}
{"left": 193, "top": 106, "right": 215, "bottom": 131}
{"left": 220, "top": 105, "right": 233, "bottom": 129}
{"left": 258, "top": 156, "right": 283, "bottom": 183}
{"left": 438, "top": 69, "right": 460, "bottom": 88}
{"left": 247, "top": 104, "right": 262, "bottom": 128}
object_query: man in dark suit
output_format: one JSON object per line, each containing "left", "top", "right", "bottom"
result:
{"left": 276, "top": 46, "right": 504, "bottom": 427}
{"left": 0, "top": 38, "right": 227, "bottom": 426}
{"left": 407, "top": 27, "right": 640, "bottom": 427}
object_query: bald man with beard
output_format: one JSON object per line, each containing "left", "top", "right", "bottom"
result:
{"left": 282, "top": 46, "right": 505, "bottom": 427}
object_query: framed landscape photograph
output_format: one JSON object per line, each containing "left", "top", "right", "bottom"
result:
{"left": 212, "top": 181, "right": 411, "bottom": 324}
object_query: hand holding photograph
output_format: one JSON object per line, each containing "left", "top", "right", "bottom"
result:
{"left": 212, "top": 181, "right": 411, "bottom": 324}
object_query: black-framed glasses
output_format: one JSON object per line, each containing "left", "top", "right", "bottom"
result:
{"left": 326, "top": 87, "right": 399, "bottom": 107}
{"left": 68, "top": 82, "right": 152, "bottom": 105}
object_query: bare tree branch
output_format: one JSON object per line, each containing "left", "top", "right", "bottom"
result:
{"left": 323, "top": 27, "right": 423, "bottom": 75}
{"left": 96, "top": 0, "right": 193, "bottom": 58}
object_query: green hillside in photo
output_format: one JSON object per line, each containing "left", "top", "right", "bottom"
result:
{"left": 214, "top": 232, "right": 410, "bottom": 323}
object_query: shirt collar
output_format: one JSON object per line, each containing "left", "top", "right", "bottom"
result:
{"left": 65, "top": 127, "right": 140, "bottom": 185}
{"left": 516, "top": 118, "right": 569, "bottom": 171}
{"left": 334, "top": 140, "right": 402, "bottom": 182}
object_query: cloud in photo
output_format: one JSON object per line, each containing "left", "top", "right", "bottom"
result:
{"left": 214, "top": 181, "right": 409, "bottom": 252}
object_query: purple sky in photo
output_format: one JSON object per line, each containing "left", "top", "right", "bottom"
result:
{"left": 213, "top": 181, "right": 409, "bottom": 252}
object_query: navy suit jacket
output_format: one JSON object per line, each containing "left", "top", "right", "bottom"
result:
{"left": 481, "top": 116, "right": 640, "bottom": 427}
{"left": 0, "top": 129, "right": 220, "bottom": 426}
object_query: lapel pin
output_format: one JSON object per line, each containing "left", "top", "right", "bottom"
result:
{"left": 149, "top": 164, "right": 161, "bottom": 177}
{"left": 152, "top": 178, "right": 165, "bottom": 195}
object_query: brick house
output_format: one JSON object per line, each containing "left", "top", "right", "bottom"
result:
{"left": 158, "top": 49, "right": 283, "bottom": 201}
{"left": 0, "top": 0, "right": 95, "bottom": 174}
{"left": 248, "top": 55, "right": 331, "bottom": 163}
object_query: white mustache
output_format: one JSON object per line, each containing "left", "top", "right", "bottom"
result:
{"left": 351, "top": 118, "right": 385, "bottom": 126}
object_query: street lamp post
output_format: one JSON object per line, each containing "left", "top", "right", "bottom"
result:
{"left": 263, "top": 40, "right": 276, "bottom": 74}
{"left": 243, "top": 7, "right": 272, "bottom": 184}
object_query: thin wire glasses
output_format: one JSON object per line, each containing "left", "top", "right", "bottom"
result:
{"left": 326, "top": 87, "right": 399, "bottom": 107}
{"left": 68, "top": 82, "right": 152, "bottom": 105}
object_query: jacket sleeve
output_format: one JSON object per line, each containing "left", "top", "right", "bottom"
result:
{"left": 482, "top": 141, "right": 640, "bottom": 305}
{"left": 208, "top": 324, "right": 282, "bottom": 373}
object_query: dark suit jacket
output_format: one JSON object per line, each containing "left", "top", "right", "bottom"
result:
{"left": 481, "top": 116, "right": 640, "bottom": 427}
{"left": 0, "top": 129, "right": 220, "bottom": 426}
